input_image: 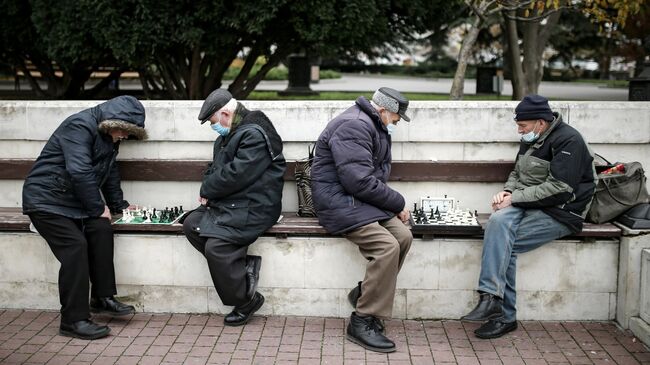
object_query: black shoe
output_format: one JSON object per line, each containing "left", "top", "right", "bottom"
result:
{"left": 224, "top": 292, "right": 265, "bottom": 326}
{"left": 346, "top": 282, "right": 385, "bottom": 333}
{"left": 346, "top": 312, "right": 396, "bottom": 353}
{"left": 60, "top": 319, "right": 110, "bottom": 340}
{"left": 474, "top": 319, "right": 518, "bottom": 339}
{"left": 460, "top": 292, "right": 503, "bottom": 322}
{"left": 90, "top": 296, "right": 135, "bottom": 316}
{"left": 347, "top": 281, "right": 362, "bottom": 308}
{"left": 245, "top": 255, "right": 262, "bottom": 300}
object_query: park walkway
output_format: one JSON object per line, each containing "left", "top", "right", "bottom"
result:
{"left": 0, "top": 309, "right": 648, "bottom": 365}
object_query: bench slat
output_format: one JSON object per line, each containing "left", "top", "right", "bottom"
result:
{"left": 0, "top": 159, "right": 515, "bottom": 182}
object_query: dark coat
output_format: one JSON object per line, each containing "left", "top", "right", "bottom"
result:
{"left": 504, "top": 113, "right": 596, "bottom": 233}
{"left": 311, "top": 96, "right": 405, "bottom": 234}
{"left": 22, "top": 96, "right": 145, "bottom": 219}
{"left": 197, "top": 106, "right": 286, "bottom": 245}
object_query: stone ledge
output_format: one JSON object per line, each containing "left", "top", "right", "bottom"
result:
{"left": 0, "top": 232, "right": 619, "bottom": 320}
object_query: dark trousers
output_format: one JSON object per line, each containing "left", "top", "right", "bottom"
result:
{"left": 29, "top": 212, "right": 117, "bottom": 324}
{"left": 183, "top": 209, "right": 250, "bottom": 307}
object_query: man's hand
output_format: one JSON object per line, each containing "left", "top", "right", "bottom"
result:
{"left": 492, "top": 191, "right": 512, "bottom": 205}
{"left": 199, "top": 197, "right": 208, "bottom": 206}
{"left": 397, "top": 208, "right": 410, "bottom": 223}
{"left": 100, "top": 205, "right": 112, "bottom": 220}
{"left": 492, "top": 193, "right": 513, "bottom": 211}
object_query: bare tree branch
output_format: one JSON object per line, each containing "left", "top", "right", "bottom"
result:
{"left": 501, "top": 6, "right": 571, "bottom": 21}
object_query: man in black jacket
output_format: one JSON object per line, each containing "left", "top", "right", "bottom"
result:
{"left": 460, "top": 94, "right": 596, "bottom": 339}
{"left": 183, "top": 89, "right": 286, "bottom": 326}
{"left": 23, "top": 96, "right": 147, "bottom": 340}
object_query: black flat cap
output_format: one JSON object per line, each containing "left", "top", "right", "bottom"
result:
{"left": 372, "top": 87, "right": 410, "bottom": 122}
{"left": 198, "top": 89, "right": 233, "bottom": 124}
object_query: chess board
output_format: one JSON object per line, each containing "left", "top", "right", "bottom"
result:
{"left": 114, "top": 206, "right": 187, "bottom": 225}
{"left": 409, "top": 208, "right": 483, "bottom": 236}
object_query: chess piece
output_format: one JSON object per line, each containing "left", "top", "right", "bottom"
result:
{"left": 179, "top": 205, "right": 184, "bottom": 214}
{"left": 143, "top": 211, "right": 151, "bottom": 223}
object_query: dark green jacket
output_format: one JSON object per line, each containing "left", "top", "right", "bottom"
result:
{"left": 198, "top": 105, "right": 286, "bottom": 244}
{"left": 504, "top": 113, "right": 596, "bottom": 233}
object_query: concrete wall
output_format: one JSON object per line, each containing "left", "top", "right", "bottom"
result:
{"left": 1, "top": 101, "right": 649, "bottom": 213}
{"left": 629, "top": 248, "right": 650, "bottom": 346}
{"left": 0, "top": 232, "right": 618, "bottom": 320}
{"left": 1, "top": 100, "right": 648, "bottom": 322}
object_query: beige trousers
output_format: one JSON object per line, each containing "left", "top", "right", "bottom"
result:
{"left": 344, "top": 216, "right": 413, "bottom": 319}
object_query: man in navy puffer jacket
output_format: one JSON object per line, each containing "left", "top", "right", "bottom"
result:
{"left": 23, "top": 96, "right": 146, "bottom": 340}
{"left": 311, "top": 87, "right": 413, "bottom": 353}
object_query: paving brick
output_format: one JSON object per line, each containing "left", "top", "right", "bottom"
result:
{"left": 0, "top": 310, "right": 648, "bottom": 365}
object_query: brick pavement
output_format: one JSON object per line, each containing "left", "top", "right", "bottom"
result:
{"left": 0, "top": 309, "right": 648, "bottom": 364}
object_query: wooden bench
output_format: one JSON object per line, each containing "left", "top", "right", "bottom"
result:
{"left": 0, "top": 159, "right": 515, "bottom": 182}
{"left": 0, "top": 207, "right": 621, "bottom": 239}
{"left": 0, "top": 159, "right": 622, "bottom": 239}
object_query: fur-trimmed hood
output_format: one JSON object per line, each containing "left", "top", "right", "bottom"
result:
{"left": 96, "top": 95, "right": 147, "bottom": 140}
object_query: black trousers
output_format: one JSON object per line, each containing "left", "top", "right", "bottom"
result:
{"left": 182, "top": 209, "right": 250, "bottom": 307}
{"left": 29, "top": 212, "right": 117, "bottom": 324}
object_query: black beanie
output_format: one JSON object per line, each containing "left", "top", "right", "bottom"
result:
{"left": 514, "top": 94, "right": 554, "bottom": 122}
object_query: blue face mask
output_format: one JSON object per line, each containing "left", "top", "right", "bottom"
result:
{"left": 521, "top": 121, "right": 540, "bottom": 143}
{"left": 211, "top": 123, "right": 230, "bottom": 137}
{"left": 386, "top": 123, "right": 396, "bottom": 135}
{"left": 210, "top": 113, "right": 230, "bottom": 136}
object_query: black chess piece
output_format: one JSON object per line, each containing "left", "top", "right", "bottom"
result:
{"left": 179, "top": 205, "right": 184, "bottom": 214}
{"left": 434, "top": 206, "right": 440, "bottom": 216}
{"left": 174, "top": 206, "right": 179, "bottom": 216}
{"left": 152, "top": 208, "right": 157, "bottom": 219}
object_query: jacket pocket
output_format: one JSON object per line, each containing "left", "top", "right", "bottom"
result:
{"left": 210, "top": 199, "right": 250, "bottom": 228}
{"left": 520, "top": 156, "right": 550, "bottom": 185}
{"left": 52, "top": 171, "right": 73, "bottom": 193}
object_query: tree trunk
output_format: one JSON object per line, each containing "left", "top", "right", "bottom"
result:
{"left": 599, "top": 37, "right": 613, "bottom": 80}
{"left": 236, "top": 48, "right": 292, "bottom": 99}
{"left": 521, "top": 11, "right": 560, "bottom": 94}
{"left": 188, "top": 47, "right": 203, "bottom": 100}
{"left": 62, "top": 67, "right": 92, "bottom": 99}
{"left": 503, "top": 10, "right": 526, "bottom": 100}
{"left": 83, "top": 69, "right": 123, "bottom": 98}
{"left": 228, "top": 44, "right": 262, "bottom": 95}
{"left": 449, "top": 20, "right": 482, "bottom": 100}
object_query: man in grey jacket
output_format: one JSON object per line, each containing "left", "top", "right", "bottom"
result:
{"left": 461, "top": 94, "right": 596, "bottom": 339}
{"left": 311, "top": 87, "right": 413, "bottom": 353}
